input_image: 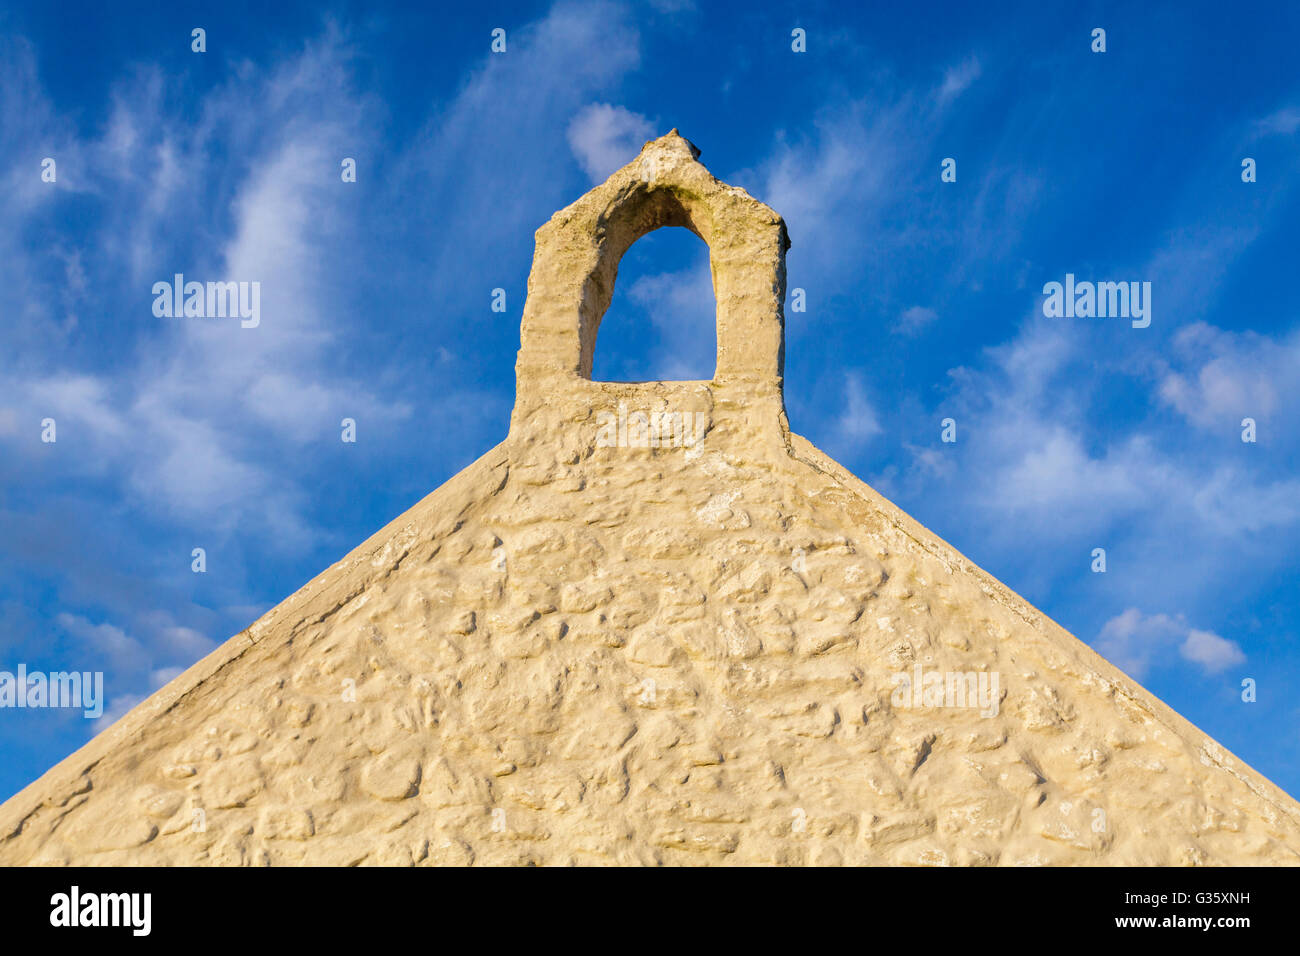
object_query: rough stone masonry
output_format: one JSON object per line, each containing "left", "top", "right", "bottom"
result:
{"left": 2, "top": 131, "right": 1298, "bottom": 865}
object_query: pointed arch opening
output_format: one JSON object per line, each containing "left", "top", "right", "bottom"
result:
{"left": 590, "top": 224, "right": 717, "bottom": 383}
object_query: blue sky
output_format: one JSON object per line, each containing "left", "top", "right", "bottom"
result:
{"left": 3, "top": 0, "right": 1299, "bottom": 803}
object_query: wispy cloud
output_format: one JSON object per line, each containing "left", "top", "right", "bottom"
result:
{"left": 1159, "top": 322, "right": 1300, "bottom": 435}
{"left": 1255, "top": 106, "right": 1300, "bottom": 136}
{"left": 835, "top": 373, "right": 883, "bottom": 444}
{"left": 897, "top": 305, "right": 938, "bottom": 335}
{"left": 936, "top": 56, "right": 982, "bottom": 104}
{"left": 1, "top": 3, "right": 650, "bottom": 769}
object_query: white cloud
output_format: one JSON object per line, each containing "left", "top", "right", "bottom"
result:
{"left": 1180, "top": 629, "right": 1246, "bottom": 673}
{"left": 747, "top": 79, "right": 1038, "bottom": 301}
{"left": 746, "top": 64, "right": 1300, "bottom": 672}
{"left": 567, "top": 103, "right": 655, "bottom": 182}
{"left": 757, "top": 100, "right": 913, "bottom": 265}
{"left": 55, "top": 611, "right": 215, "bottom": 676}
{"left": 916, "top": 311, "right": 1300, "bottom": 539}
{"left": 1255, "top": 107, "right": 1300, "bottom": 136}
{"left": 1094, "top": 609, "right": 1242, "bottom": 679}
{"left": 396, "top": 0, "right": 642, "bottom": 266}
{"left": 27, "top": 376, "right": 129, "bottom": 444}
{"left": 997, "top": 429, "right": 1150, "bottom": 515}
{"left": 1094, "top": 608, "right": 1183, "bottom": 679}
{"left": 901, "top": 442, "right": 954, "bottom": 480}
{"left": 836, "top": 373, "right": 883, "bottom": 443}
{"left": 1158, "top": 322, "right": 1299, "bottom": 433}
{"left": 86, "top": 664, "right": 186, "bottom": 734}
{"left": 1187, "top": 466, "right": 1300, "bottom": 536}
{"left": 139, "top": 610, "right": 216, "bottom": 660}
{"left": 55, "top": 613, "right": 147, "bottom": 668}
{"left": 5, "top": 0, "right": 646, "bottom": 579}
{"left": 898, "top": 305, "right": 938, "bottom": 335}
{"left": 937, "top": 56, "right": 981, "bottom": 104}
{"left": 0, "top": 1, "right": 650, "bottom": 787}
{"left": 1, "top": 27, "right": 413, "bottom": 545}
